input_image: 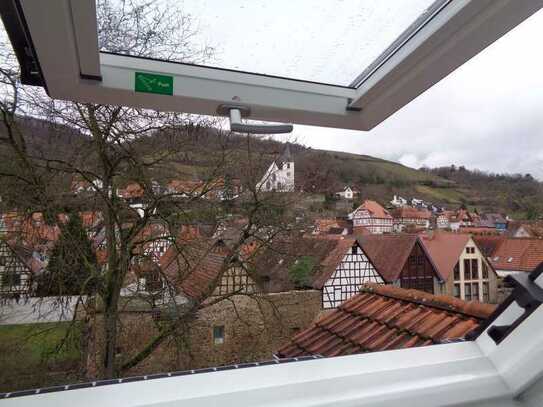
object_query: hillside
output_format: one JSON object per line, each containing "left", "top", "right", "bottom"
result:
{"left": 2, "top": 117, "right": 542, "bottom": 219}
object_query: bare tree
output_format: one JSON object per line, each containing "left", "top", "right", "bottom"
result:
{"left": 0, "top": 0, "right": 302, "bottom": 381}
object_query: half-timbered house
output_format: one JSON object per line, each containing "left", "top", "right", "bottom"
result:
{"left": 0, "top": 240, "right": 33, "bottom": 297}
{"left": 159, "top": 239, "right": 258, "bottom": 300}
{"left": 349, "top": 200, "right": 393, "bottom": 234}
{"left": 316, "top": 239, "right": 384, "bottom": 308}
{"left": 392, "top": 207, "right": 431, "bottom": 232}
{"left": 252, "top": 235, "right": 385, "bottom": 309}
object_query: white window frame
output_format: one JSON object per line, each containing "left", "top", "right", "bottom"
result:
{"left": 9, "top": 0, "right": 543, "bottom": 131}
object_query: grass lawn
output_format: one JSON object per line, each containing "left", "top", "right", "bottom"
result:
{"left": 0, "top": 322, "right": 82, "bottom": 393}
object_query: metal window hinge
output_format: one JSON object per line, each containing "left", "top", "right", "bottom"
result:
{"left": 217, "top": 104, "right": 293, "bottom": 134}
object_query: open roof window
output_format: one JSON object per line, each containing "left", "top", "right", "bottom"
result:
{"left": 1, "top": 0, "right": 541, "bottom": 132}
{"left": 97, "top": 0, "right": 441, "bottom": 87}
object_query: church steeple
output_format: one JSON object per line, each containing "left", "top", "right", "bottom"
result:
{"left": 278, "top": 143, "right": 293, "bottom": 165}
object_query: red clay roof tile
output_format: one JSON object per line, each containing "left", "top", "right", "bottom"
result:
{"left": 489, "top": 238, "right": 543, "bottom": 272}
{"left": 419, "top": 232, "right": 471, "bottom": 280}
{"left": 276, "top": 284, "right": 495, "bottom": 358}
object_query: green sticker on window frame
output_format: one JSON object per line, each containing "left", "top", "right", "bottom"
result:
{"left": 135, "top": 72, "right": 174, "bottom": 95}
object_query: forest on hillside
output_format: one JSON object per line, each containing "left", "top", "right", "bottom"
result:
{"left": 2, "top": 117, "right": 542, "bottom": 219}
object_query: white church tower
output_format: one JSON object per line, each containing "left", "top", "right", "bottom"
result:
{"left": 257, "top": 144, "right": 295, "bottom": 192}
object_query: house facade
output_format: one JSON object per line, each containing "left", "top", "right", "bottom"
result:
{"left": 349, "top": 200, "right": 393, "bottom": 234}
{"left": 256, "top": 144, "right": 294, "bottom": 192}
{"left": 392, "top": 207, "right": 431, "bottom": 232}
{"left": 336, "top": 186, "right": 357, "bottom": 200}
{"left": 436, "top": 213, "right": 450, "bottom": 229}
{"left": 506, "top": 221, "right": 543, "bottom": 238}
{"left": 390, "top": 195, "right": 408, "bottom": 207}
{"left": 420, "top": 232, "right": 499, "bottom": 303}
{"left": 317, "top": 241, "right": 384, "bottom": 309}
{"left": 478, "top": 213, "right": 507, "bottom": 231}
{"left": 253, "top": 235, "right": 385, "bottom": 309}
{"left": 357, "top": 234, "right": 439, "bottom": 294}
{"left": 0, "top": 240, "right": 33, "bottom": 297}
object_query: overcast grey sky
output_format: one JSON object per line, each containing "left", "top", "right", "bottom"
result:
{"left": 182, "top": 1, "right": 543, "bottom": 179}
{"left": 289, "top": 7, "right": 543, "bottom": 179}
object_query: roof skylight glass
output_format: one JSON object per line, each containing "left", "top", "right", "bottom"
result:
{"left": 98, "top": 0, "right": 444, "bottom": 87}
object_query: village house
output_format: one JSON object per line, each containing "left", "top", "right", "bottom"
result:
{"left": 0, "top": 211, "right": 109, "bottom": 297}
{"left": 311, "top": 217, "right": 351, "bottom": 236}
{"left": 356, "top": 234, "right": 440, "bottom": 294}
{"left": 478, "top": 213, "right": 508, "bottom": 231}
{"left": 0, "top": 212, "right": 22, "bottom": 235}
{"left": 132, "top": 222, "right": 172, "bottom": 265}
{"left": 488, "top": 238, "right": 543, "bottom": 278}
{"left": 275, "top": 283, "right": 495, "bottom": 359}
{"left": 0, "top": 239, "right": 37, "bottom": 297}
{"left": 167, "top": 177, "right": 242, "bottom": 201}
{"left": 436, "top": 212, "right": 451, "bottom": 229}
{"left": 506, "top": 221, "right": 543, "bottom": 238}
{"left": 457, "top": 208, "right": 480, "bottom": 228}
{"left": 410, "top": 198, "right": 427, "bottom": 208}
{"left": 390, "top": 195, "right": 408, "bottom": 207}
{"left": 458, "top": 226, "right": 502, "bottom": 236}
{"left": 420, "top": 232, "right": 498, "bottom": 303}
{"left": 90, "top": 234, "right": 323, "bottom": 377}
{"left": 349, "top": 200, "right": 393, "bottom": 234}
{"left": 71, "top": 178, "right": 104, "bottom": 195}
{"left": 252, "top": 234, "right": 385, "bottom": 309}
{"left": 256, "top": 144, "right": 295, "bottom": 192}
{"left": 391, "top": 206, "right": 431, "bottom": 232}
{"left": 335, "top": 186, "right": 358, "bottom": 200}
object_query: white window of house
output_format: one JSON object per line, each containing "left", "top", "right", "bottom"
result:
{"left": 213, "top": 326, "right": 225, "bottom": 345}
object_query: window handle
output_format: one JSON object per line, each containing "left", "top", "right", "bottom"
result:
{"left": 217, "top": 104, "right": 293, "bottom": 134}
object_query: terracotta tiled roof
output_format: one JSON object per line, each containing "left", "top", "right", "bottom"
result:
{"left": 489, "top": 238, "right": 543, "bottom": 272}
{"left": 251, "top": 235, "right": 363, "bottom": 292}
{"left": 353, "top": 200, "right": 392, "bottom": 219}
{"left": 392, "top": 207, "right": 431, "bottom": 220}
{"left": 276, "top": 284, "right": 495, "bottom": 358}
{"left": 313, "top": 218, "right": 351, "bottom": 235}
{"left": 355, "top": 234, "right": 437, "bottom": 282}
{"left": 472, "top": 236, "right": 505, "bottom": 258}
{"left": 458, "top": 227, "right": 501, "bottom": 236}
{"left": 117, "top": 183, "right": 145, "bottom": 199}
{"left": 159, "top": 239, "right": 229, "bottom": 301}
{"left": 419, "top": 232, "right": 470, "bottom": 280}
{"left": 167, "top": 179, "right": 205, "bottom": 194}
{"left": 479, "top": 213, "right": 507, "bottom": 227}
{"left": 506, "top": 221, "right": 543, "bottom": 238}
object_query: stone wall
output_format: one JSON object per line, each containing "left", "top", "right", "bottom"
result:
{"left": 86, "top": 290, "right": 322, "bottom": 377}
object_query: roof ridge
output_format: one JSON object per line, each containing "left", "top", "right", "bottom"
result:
{"left": 360, "top": 284, "right": 495, "bottom": 319}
